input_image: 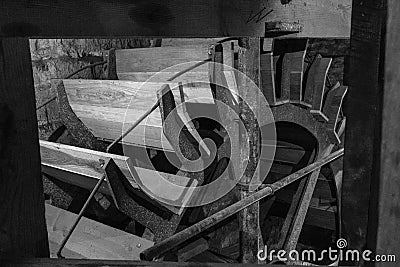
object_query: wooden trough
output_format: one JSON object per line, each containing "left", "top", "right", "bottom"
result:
{"left": 40, "top": 140, "right": 200, "bottom": 243}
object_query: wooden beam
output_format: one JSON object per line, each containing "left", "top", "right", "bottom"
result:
{"left": 0, "top": 0, "right": 351, "bottom": 38}
{"left": 342, "top": 0, "right": 387, "bottom": 264}
{"left": 3, "top": 258, "right": 269, "bottom": 266}
{"left": 237, "top": 37, "right": 262, "bottom": 264}
{"left": 116, "top": 47, "right": 211, "bottom": 73}
{"left": 372, "top": 0, "right": 400, "bottom": 265}
{"left": 0, "top": 38, "right": 49, "bottom": 257}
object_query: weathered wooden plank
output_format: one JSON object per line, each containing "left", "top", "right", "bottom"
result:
{"left": 261, "top": 140, "right": 306, "bottom": 165}
{"left": 115, "top": 40, "right": 235, "bottom": 89}
{"left": 237, "top": 37, "right": 262, "bottom": 264}
{"left": 372, "top": 0, "right": 400, "bottom": 265}
{"left": 285, "top": 40, "right": 308, "bottom": 105}
{"left": 269, "top": 200, "right": 337, "bottom": 231}
{"left": 272, "top": 39, "right": 308, "bottom": 106}
{"left": 117, "top": 72, "right": 210, "bottom": 83}
{"left": 322, "top": 83, "right": 348, "bottom": 143}
{"left": 177, "top": 238, "right": 209, "bottom": 262}
{"left": 260, "top": 52, "right": 277, "bottom": 105}
{"left": 0, "top": 0, "right": 351, "bottom": 38}
{"left": 283, "top": 145, "right": 334, "bottom": 252}
{"left": 39, "top": 140, "right": 198, "bottom": 215}
{"left": 61, "top": 79, "right": 214, "bottom": 151}
{"left": 116, "top": 47, "right": 210, "bottom": 73}
{"left": 3, "top": 258, "right": 267, "bottom": 266}
{"left": 157, "top": 39, "right": 236, "bottom": 67}
{"left": 0, "top": 38, "right": 49, "bottom": 257}
{"left": 307, "top": 56, "right": 332, "bottom": 121}
{"left": 45, "top": 204, "right": 153, "bottom": 259}
{"left": 342, "top": 0, "right": 387, "bottom": 263}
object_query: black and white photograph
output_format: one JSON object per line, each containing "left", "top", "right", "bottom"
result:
{"left": 0, "top": 1, "right": 397, "bottom": 266}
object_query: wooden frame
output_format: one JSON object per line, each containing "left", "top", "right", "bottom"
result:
{"left": 0, "top": 0, "right": 351, "bottom": 38}
{"left": 13, "top": 1, "right": 400, "bottom": 266}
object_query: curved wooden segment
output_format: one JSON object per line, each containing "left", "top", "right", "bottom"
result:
{"left": 157, "top": 84, "right": 205, "bottom": 184}
{"left": 45, "top": 203, "right": 154, "bottom": 259}
{"left": 274, "top": 39, "right": 309, "bottom": 106}
{"left": 260, "top": 51, "right": 277, "bottom": 105}
{"left": 261, "top": 39, "right": 308, "bottom": 107}
{"left": 307, "top": 55, "right": 333, "bottom": 122}
{"left": 39, "top": 140, "right": 198, "bottom": 215}
{"left": 59, "top": 79, "right": 214, "bottom": 151}
{"left": 323, "top": 83, "right": 348, "bottom": 143}
{"left": 104, "top": 158, "right": 182, "bottom": 243}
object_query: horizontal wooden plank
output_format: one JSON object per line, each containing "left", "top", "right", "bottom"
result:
{"left": 270, "top": 199, "right": 337, "bottom": 231}
{"left": 0, "top": 0, "right": 351, "bottom": 38}
{"left": 161, "top": 38, "right": 225, "bottom": 47}
{"left": 62, "top": 79, "right": 214, "bottom": 151}
{"left": 45, "top": 204, "right": 154, "bottom": 259}
{"left": 40, "top": 140, "right": 198, "bottom": 215}
{"left": 3, "top": 258, "right": 266, "bottom": 266}
{"left": 117, "top": 72, "right": 210, "bottom": 83}
{"left": 115, "top": 47, "right": 210, "bottom": 73}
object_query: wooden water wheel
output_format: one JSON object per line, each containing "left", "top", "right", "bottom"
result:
{"left": 258, "top": 38, "right": 347, "bottom": 265}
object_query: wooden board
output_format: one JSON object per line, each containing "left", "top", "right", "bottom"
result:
{"left": 115, "top": 40, "right": 235, "bottom": 84}
{"left": 45, "top": 204, "right": 154, "bottom": 259}
{"left": 308, "top": 56, "right": 333, "bottom": 121}
{"left": 342, "top": 0, "right": 387, "bottom": 260}
{"left": 4, "top": 258, "right": 265, "bottom": 266}
{"left": 0, "top": 0, "right": 351, "bottom": 38}
{"left": 116, "top": 47, "right": 210, "bottom": 73}
{"left": 374, "top": 0, "right": 400, "bottom": 263}
{"left": 40, "top": 140, "right": 198, "bottom": 215}
{"left": 62, "top": 79, "right": 215, "bottom": 151}
{"left": 0, "top": 38, "right": 49, "bottom": 257}
{"left": 117, "top": 71, "right": 210, "bottom": 83}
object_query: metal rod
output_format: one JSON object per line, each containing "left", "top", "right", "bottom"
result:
{"left": 36, "top": 96, "right": 57, "bottom": 110}
{"left": 166, "top": 58, "right": 211, "bottom": 82}
{"left": 36, "top": 61, "right": 108, "bottom": 110}
{"left": 140, "top": 148, "right": 344, "bottom": 261}
{"left": 64, "top": 60, "right": 107, "bottom": 79}
{"left": 56, "top": 173, "right": 107, "bottom": 258}
{"left": 106, "top": 59, "right": 211, "bottom": 153}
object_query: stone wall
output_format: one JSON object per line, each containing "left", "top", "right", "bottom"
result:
{"left": 30, "top": 38, "right": 151, "bottom": 139}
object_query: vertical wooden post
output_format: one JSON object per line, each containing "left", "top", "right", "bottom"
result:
{"left": 237, "top": 37, "right": 263, "bottom": 263}
{"left": 341, "top": 0, "right": 400, "bottom": 265}
{"left": 372, "top": 1, "right": 400, "bottom": 265}
{"left": 0, "top": 38, "right": 49, "bottom": 257}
